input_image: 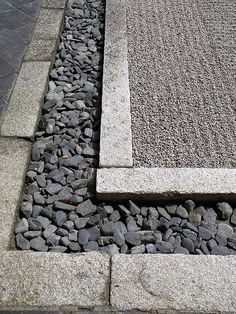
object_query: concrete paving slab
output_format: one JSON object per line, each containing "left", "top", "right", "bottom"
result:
{"left": 0, "top": 138, "right": 31, "bottom": 251}
{"left": 33, "top": 8, "right": 65, "bottom": 40}
{"left": 0, "top": 61, "right": 51, "bottom": 139}
{"left": 111, "top": 254, "right": 236, "bottom": 313}
{"left": 0, "top": 29, "right": 27, "bottom": 68}
{"left": 6, "top": 0, "right": 41, "bottom": 18}
{"left": 99, "top": 0, "right": 132, "bottom": 168}
{"left": 127, "top": 0, "right": 236, "bottom": 168}
{"left": 0, "top": 1, "right": 41, "bottom": 115}
{"left": 24, "top": 39, "right": 58, "bottom": 61}
{"left": 0, "top": 252, "right": 110, "bottom": 308}
{"left": 97, "top": 167, "right": 236, "bottom": 201}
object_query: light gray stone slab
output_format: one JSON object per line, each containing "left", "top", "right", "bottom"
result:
{"left": 24, "top": 39, "right": 58, "bottom": 61}
{"left": 0, "top": 252, "right": 110, "bottom": 308}
{"left": 111, "top": 254, "right": 236, "bottom": 313}
{"left": 0, "top": 138, "right": 31, "bottom": 251}
{"left": 97, "top": 167, "right": 236, "bottom": 201}
{"left": 99, "top": 0, "right": 133, "bottom": 167}
{"left": 0, "top": 62, "right": 51, "bottom": 138}
{"left": 42, "top": 0, "right": 67, "bottom": 8}
{"left": 33, "top": 8, "right": 64, "bottom": 40}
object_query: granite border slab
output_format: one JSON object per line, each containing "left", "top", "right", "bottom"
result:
{"left": 42, "top": 0, "right": 67, "bottom": 9}
{"left": 111, "top": 254, "right": 236, "bottom": 313}
{"left": 0, "top": 61, "right": 51, "bottom": 139}
{"left": 0, "top": 138, "right": 31, "bottom": 251}
{"left": 0, "top": 252, "right": 110, "bottom": 308}
{"left": 96, "top": 167, "right": 236, "bottom": 201}
{"left": 99, "top": 0, "right": 133, "bottom": 168}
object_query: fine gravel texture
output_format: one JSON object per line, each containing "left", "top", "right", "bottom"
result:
{"left": 15, "top": 0, "right": 236, "bottom": 255}
{"left": 127, "top": 0, "right": 236, "bottom": 168}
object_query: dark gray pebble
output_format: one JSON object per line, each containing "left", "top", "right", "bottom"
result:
{"left": 16, "top": 233, "right": 30, "bottom": 250}
{"left": 216, "top": 202, "right": 233, "bottom": 220}
{"left": 125, "top": 232, "right": 141, "bottom": 246}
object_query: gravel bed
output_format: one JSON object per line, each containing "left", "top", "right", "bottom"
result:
{"left": 15, "top": 0, "right": 236, "bottom": 255}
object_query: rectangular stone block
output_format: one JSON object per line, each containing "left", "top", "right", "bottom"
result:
{"left": 0, "top": 138, "right": 31, "bottom": 251}
{"left": 0, "top": 61, "right": 51, "bottom": 138}
{"left": 111, "top": 254, "right": 236, "bottom": 313}
{"left": 97, "top": 167, "right": 236, "bottom": 201}
{"left": 0, "top": 252, "right": 110, "bottom": 308}
{"left": 99, "top": 0, "right": 133, "bottom": 167}
{"left": 33, "top": 8, "right": 64, "bottom": 40}
{"left": 24, "top": 39, "right": 58, "bottom": 61}
{"left": 42, "top": 0, "right": 67, "bottom": 8}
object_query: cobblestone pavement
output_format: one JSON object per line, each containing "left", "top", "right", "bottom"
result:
{"left": 0, "top": 0, "right": 41, "bottom": 115}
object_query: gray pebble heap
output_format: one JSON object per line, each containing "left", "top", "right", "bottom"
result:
{"left": 15, "top": 0, "right": 236, "bottom": 256}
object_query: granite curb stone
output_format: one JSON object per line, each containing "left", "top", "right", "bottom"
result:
{"left": 97, "top": 168, "right": 236, "bottom": 201}
{"left": 24, "top": 3, "right": 66, "bottom": 62}
{"left": 0, "top": 61, "right": 51, "bottom": 138}
{"left": 0, "top": 138, "right": 31, "bottom": 251}
{"left": 111, "top": 254, "right": 236, "bottom": 313}
{"left": 33, "top": 9, "right": 65, "bottom": 40}
{"left": 99, "top": 0, "right": 133, "bottom": 167}
{"left": 0, "top": 252, "right": 110, "bottom": 308}
{"left": 24, "top": 39, "right": 59, "bottom": 62}
{"left": 42, "top": 0, "right": 68, "bottom": 9}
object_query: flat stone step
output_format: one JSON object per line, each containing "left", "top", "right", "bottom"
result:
{"left": 0, "top": 252, "right": 110, "bottom": 308}
{"left": 111, "top": 254, "right": 236, "bottom": 313}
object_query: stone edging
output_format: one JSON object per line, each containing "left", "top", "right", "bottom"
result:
{"left": 97, "top": 167, "right": 236, "bottom": 201}
{"left": 97, "top": 0, "right": 236, "bottom": 201}
{"left": 0, "top": 139, "right": 31, "bottom": 251}
{"left": 99, "top": 0, "right": 133, "bottom": 168}
{"left": 0, "top": 0, "right": 67, "bottom": 251}
{"left": 0, "top": 251, "right": 236, "bottom": 313}
{"left": 0, "top": 1, "right": 66, "bottom": 139}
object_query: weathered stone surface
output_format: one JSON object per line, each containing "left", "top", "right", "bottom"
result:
{"left": 97, "top": 168, "right": 236, "bottom": 201}
{"left": 0, "top": 139, "right": 31, "bottom": 250}
{"left": 25, "top": 39, "right": 58, "bottom": 61}
{"left": 33, "top": 9, "right": 64, "bottom": 40}
{"left": 0, "top": 252, "right": 110, "bottom": 307}
{"left": 42, "top": 0, "right": 67, "bottom": 8}
{"left": 0, "top": 62, "right": 50, "bottom": 138}
{"left": 111, "top": 255, "right": 236, "bottom": 312}
{"left": 99, "top": 0, "right": 132, "bottom": 167}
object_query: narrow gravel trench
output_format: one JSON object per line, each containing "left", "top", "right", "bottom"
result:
{"left": 15, "top": 0, "right": 236, "bottom": 256}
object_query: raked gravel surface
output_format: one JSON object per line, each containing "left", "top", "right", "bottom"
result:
{"left": 14, "top": 0, "right": 236, "bottom": 255}
{"left": 128, "top": 0, "right": 236, "bottom": 168}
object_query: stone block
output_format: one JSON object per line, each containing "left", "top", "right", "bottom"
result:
{"left": 0, "top": 61, "right": 50, "bottom": 138}
{"left": 97, "top": 167, "right": 236, "bottom": 201}
{"left": 0, "top": 252, "right": 110, "bottom": 308}
{"left": 111, "top": 254, "right": 236, "bottom": 312}
{"left": 0, "top": 138, "right": 31, "bottom": 250}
